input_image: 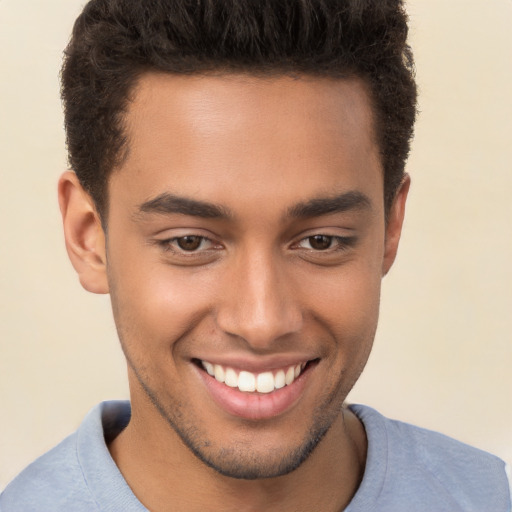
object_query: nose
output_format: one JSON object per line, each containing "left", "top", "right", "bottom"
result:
{"left": 215, "top": 249, "right": 303, "bottom": 350}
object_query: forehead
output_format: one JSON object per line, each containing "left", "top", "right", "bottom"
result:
{"left": 111, "top": 72, "right": 382, "bottom": 215}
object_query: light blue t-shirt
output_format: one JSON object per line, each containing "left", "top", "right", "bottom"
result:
{"left": 1, "top": 401, "right": 510, "bottom": 511}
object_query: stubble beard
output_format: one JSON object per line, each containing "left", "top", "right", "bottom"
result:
{"left": 109, "top": 279, "right": 365, "bottom": 481}
{"left": 127, "top": 356, "right": 347, "bottom": 480}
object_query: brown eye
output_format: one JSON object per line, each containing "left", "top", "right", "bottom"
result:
{"left": 308, "top": 235, "right": 333, "bottom": 250}
{"left": 176, "top": 236, "right": 203, "bottom": 251}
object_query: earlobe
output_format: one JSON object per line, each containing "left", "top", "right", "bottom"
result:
{"left": 382, "top": 174, "right": 410, "bottom": 276}
{"left": 58, "top": 171, "right": 109, "bottom": 294}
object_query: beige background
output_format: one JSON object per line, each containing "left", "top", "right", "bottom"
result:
{"left": 1, "top": 0, "right": 511, "bottom": 489}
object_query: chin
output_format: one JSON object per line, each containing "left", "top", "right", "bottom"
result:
{"left": 183, "top": 422, "right": 333, "bottom": 480}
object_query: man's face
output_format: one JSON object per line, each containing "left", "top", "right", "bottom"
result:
{"left": 104, "top": 73, "right": 402, "bottom": 479}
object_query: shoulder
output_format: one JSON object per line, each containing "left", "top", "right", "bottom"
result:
{"left": 0, "top": 431, "right": 98, "bottom": 511}
{"left": 347, "top": 404, "right": 511, "bottom": 512}
{"left": 0, "top": 401, "right": 133, "bottom": 512}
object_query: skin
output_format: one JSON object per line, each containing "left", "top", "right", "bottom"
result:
{"left": 59, "top": 73, "right": 409, "bottom": 511}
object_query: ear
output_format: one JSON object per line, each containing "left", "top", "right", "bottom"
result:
{"left": 382, "top": 174, "right": 410, "bottom": 276}
{"left": 58, "top": 171, "right": 109, "bottom": 294}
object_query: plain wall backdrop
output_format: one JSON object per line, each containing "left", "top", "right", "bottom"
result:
{"left": 1, "top": 0, "right": 511, "bottom": 489}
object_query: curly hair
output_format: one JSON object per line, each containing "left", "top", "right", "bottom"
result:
{"left": 61, "top": 0, "right": 417, "bottom": 218}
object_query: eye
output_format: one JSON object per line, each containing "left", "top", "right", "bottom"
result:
{"left": 292, "top": 233, "right": 358, "bottom": 263}
{"left": 297, "top": 235, "right": 353, "bottom": 251}
{"left": 154, "top": 233, "right": 223, "bottom": 266}
{"left": 175, "top": 235, "right": 206, "bottom": 251}
{"left": 159, "top": 235, "right": 218, "bottom": 253}
{"left": 300, "top": 235, "right": 336, "bottom": 251}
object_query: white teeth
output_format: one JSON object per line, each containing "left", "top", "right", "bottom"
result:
{"left": 214, "top": 364, "right": 225, "bottom": 383}
{"left": 285, "top": 366, "right": 295, "bottom": 385}
{"left": 203, "top": 361, "right": 215, "bottom": 376}
{"left": 224, "top": 368, "right": 238, "bottom": 388}
{"left": 274, "top": 370, "right": 286, "bottom": 389}
{"left": 238, "top": 371, "right": 256, "bottom": 392}
{"left": 202, "top": 360, "right": 307, "bottom": 393}
{"left": 256, "top": 372, "right": 275, "bottom": 393}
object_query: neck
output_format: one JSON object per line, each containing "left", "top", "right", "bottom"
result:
{"left": 109, "top": 400, "right": 366, "bottom": 512}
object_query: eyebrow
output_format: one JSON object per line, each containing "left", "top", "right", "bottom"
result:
{"left": 136, "top": 190, "right": 371, "bottom": 222}
{"left": 137, "top": 193, "right": 232, "bottom": 219}
{"left": 286, "top": 191, "right": 372, "bottom": 218}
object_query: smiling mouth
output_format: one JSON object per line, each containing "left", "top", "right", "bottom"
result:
{"left": 194, "top": 359, "right": 318, "bottom": 394}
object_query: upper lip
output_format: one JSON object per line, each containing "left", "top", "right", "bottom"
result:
{"left": 192, "top": 354, "right": 318, "bottom": 373}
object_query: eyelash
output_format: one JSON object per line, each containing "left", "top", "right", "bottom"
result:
{"left": 294, "top": 235, "right": 357, "bottom": 252}
{"left": 157, "top": 234, "right": 356, "bottom": 254}
{"left": 158, "top": 235, "right": 219, "bottom": 254}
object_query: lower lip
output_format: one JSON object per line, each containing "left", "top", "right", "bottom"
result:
{"left": 196, "top": 365, "right": 312, "bottom": 420}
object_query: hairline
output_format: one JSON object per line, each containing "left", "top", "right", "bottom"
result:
{"left": 96, "top": 68, "right": 389, "bottom": 227}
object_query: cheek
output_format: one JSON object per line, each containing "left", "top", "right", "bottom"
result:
{"left": 302, "top": 259, "right": 382, "bottom": 363}
{"left": 107, "top": 246, "right": 217, "bottom": 358}
{"left": 306, "top": 259, "right": 382, "bottom": 325}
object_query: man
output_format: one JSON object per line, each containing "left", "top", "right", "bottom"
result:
{"left": 1, "top": 0, "right": 510, "bottom": 510}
